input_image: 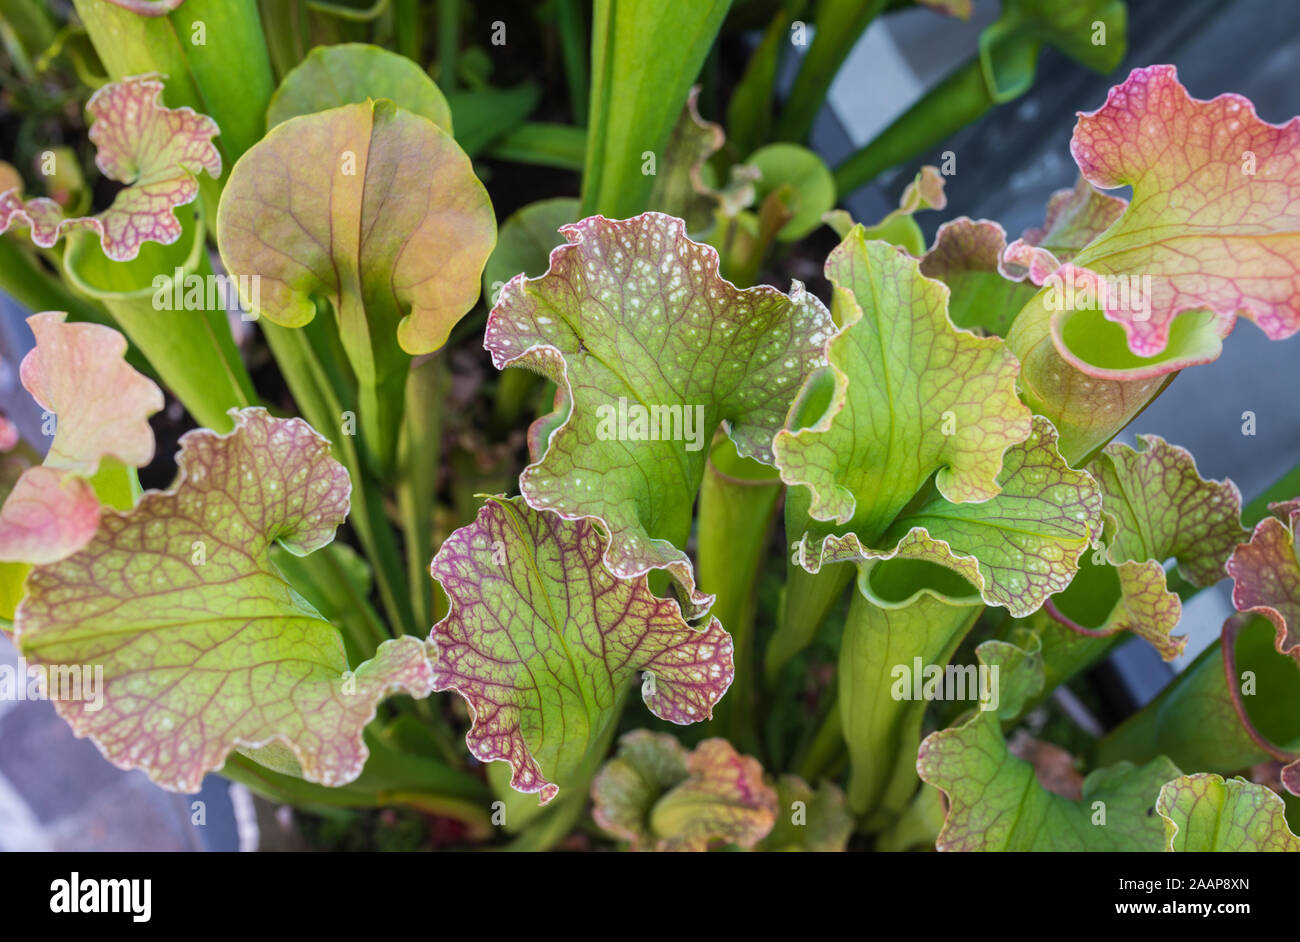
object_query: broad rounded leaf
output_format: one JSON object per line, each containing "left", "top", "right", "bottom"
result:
{"left": 747, "top": 144, "right": 836, "bottom": 242}
{"left": 775, "top": 228, "right": 1032, "bottom": 547}
{"left": 266, "top": 43, "right": 453, "bottom": 133}
{"left": 429, "top": 496, "right": 734, "bottom": 805}
{"left": 1227, "top": 500, "right": 1300, "bottom": 663}
{"left": 485, "top": 212, "right": 832, "bottom": 617}
{"left": 482, "top": 197, "right": 579, "bottom": 307}
{"left": 794, "top": 417, "right": 1099, "bottom": 617}
{"left": 218, "top": 98, "right": 495, "bottom": 356}
{"left": 0, "top": 75, "right": 220, "bottom": 261}
{"left": 918, "top": 638, "right": 1179, "bottom": 851}
{"left": 1157, "top": 773, "right": 1300, "bottom": 851}
{"left": 14, "top": 408, "right": 434, "bottom": 792}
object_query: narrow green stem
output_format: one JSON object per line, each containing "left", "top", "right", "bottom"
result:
{"left": 436, "top": 0, "right": 458, "bottom": 91}
{"left": 795, "top": 698, "right": 843, "bottom": 782}
{"left": 397, "top": 354, "right": 445, "bottom": 631}
{"left": 392, "top": 0, "right": 423, "bottom": 60}
{"left": 261, "top": 321, "right": 416, "bottom": 638}
{"left": 697, "top": 438, "right": 781, "bottom": 754}
{"left": 555, "top": 0, "right": 589, "bottom": 126}
{"left": 833, "top": 57, "right": 992, "bottom": 197}
{"left": 774, "top": 0, "right": 887, "bottom": 144}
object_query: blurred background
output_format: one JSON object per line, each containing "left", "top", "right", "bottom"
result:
{"left": 1, "top": 0, "right": 1296, "bottom": 850}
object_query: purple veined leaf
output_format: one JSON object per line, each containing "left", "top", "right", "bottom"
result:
{"left": 14, "top": 408, "right": 434, "bottom": 792}
{"left": 1157, "top": 773, "right": 1300, "bottom": 851}
{"left": 1066, "top": 66, "right": 1300, "bottom": 356}
{"left": 429, "top": 497, "right": 734, "bottom": 804}
{"left": 485, "top": 212, "right": 832, "bottom": 618}
{"left": 917, "top": 635, "right": 1179, "bottom": 851}
{"left": 1007, "top": 66, "right": 1300, "bottom": 460}
{"left": 1047, "top": 436, "right": 1248, "bottom": 660}
{"left": 0, "top": 75, "right": 220, "bottom": 262}
{"left": 591, "top": 730, "right": 779, "bottom": 851}
{"left": 1227, "top": 499, "right": 1300, "bottom": 665}
{"left": 0, "top": 312, "right": 163, "bottom": 566}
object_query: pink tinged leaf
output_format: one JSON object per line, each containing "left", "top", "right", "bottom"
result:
{"left": 0, "top": 468, "right": 99, "bottom": 565}
{"left": 999, "top": 176, "right": 1127, "bottom": 284}
{"left": 485, "top": 212, "right": 832, "bottom": 618}
{"left": 0, "top": 312, "right": 160, "bottom": 564}
{"left": 14, "top": 408, "right": 433, "bottom": 792}
{"left": 898, "top": 165, "right": 947, "bottom": 214}
{"left": 591, "top": 732, "right": 778, "bottom": 852}
{"left": 650, "top": 739, "right": 777, "bottom": 851}
{"left": 920, "top": 217, "right": 1008, "bottom": 280}
{"left": 590, "top": 730, "right": 691, "bottom": 850}
{"left": 1227, "top": 500, "right": 1300, "bottom": 664}
{"left": 19, "top": 312, "right": 164, "bottom": 473}
{"left": 0, "top": 414, "right": 16, "bottom": 452}
{"left": 429, "top": 496, "right": 734, "bottom": 805}
{"left": 1068, "top": 64, "right": 1300, "bottom": 357}
{"left": 0, "top": 75, "right": 220, "bottom": 262}
{"left": 102, "top": 0, "right": 186, "bottom": 13}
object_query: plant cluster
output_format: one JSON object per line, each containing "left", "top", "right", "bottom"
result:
{"left": 0, "top": 0, "right": 1298, "bottom": 852}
